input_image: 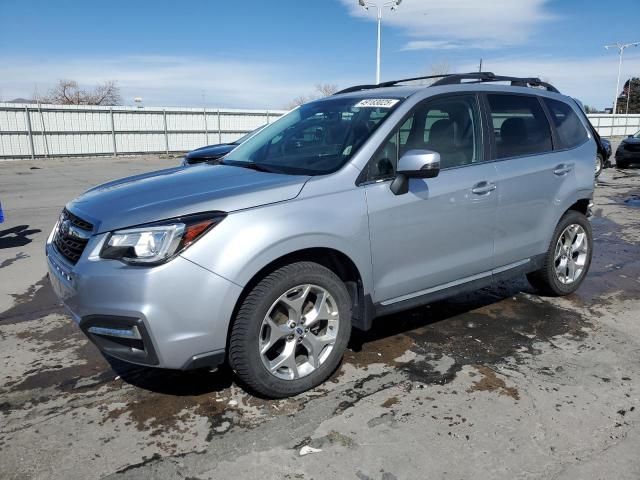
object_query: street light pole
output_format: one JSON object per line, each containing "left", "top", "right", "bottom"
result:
{"left": 605, "top": 42, "right": 640, "bottom": 115}
{"left": 376, "top": 6, "right": 381, "bottom": 84}
{"left": 359, "top": 0, "right": 402, "bottom": 84}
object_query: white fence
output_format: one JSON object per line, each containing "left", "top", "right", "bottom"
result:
{"left": 0, "top": 102, "right": 287, "bottom": 160}
{"left": 587, "top": 114, "right": 640, "bottom": 138}
{"left": 1, "top": 102, "right": 639, "bottom": 160}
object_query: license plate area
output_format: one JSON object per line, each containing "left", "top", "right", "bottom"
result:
{"left": 47, "top": 250, "right": 76, "bottom": 302}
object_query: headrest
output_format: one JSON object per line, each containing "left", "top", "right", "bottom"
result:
{"left": 500, "top": 117, "right": 527, "bottom": 145}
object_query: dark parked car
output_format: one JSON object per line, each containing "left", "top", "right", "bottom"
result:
{"left": 615, "top": 130, "right": 640, "bottom": 168}
{"left": 572, "top": 100, "right": 609, "bottom": 177}
{"left": 182, "top": 125, "right": 265, "bottom": 166}
{"left": 594, "top": 136, "right": 612, "bottom": 177}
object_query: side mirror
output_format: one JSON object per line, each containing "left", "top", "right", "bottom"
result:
{"left": 390, "top": 149, "right": 440, "bottom": 195}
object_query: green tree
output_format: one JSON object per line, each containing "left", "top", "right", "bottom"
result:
{"left": 616, "top": 77, "right": 640, "bottom": 114}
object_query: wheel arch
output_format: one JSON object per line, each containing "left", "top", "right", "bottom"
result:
{"left": 541, "top": 194, "right": 592, "bottom": 254}
{"left": 226, "top": 246, "right": 374, "bottom": 358}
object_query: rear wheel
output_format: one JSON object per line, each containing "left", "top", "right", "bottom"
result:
{"left": 229, "top": 261, "right": 352, "bottom": 398}
{"left": 527, "top": 210, "right": 592, "bottom": 296}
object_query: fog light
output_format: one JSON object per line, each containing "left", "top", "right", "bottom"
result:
{"left": 87, "top": 325, "right": 142, "bottom": 340}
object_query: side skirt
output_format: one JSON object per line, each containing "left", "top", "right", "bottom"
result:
{"left": 359, "top": 254, "right": 545, "bottom": 327}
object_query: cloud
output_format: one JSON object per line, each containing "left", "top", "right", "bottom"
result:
{"left": 340, "top": 0, "right": 556, "bottom": 50}
{"left": 455, "top": 53, "right": 640, "bottom": 108}
{"left": 402, "top": 40, "right": 497, "bottom": 51}
{"left": 402, "top": 40, "right": 466, "bottom": 51}
{"left": 0, "top": 55, "right": 342, "bottom": 109}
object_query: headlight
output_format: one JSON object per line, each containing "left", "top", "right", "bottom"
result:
{"left": 100, "top": 212, "right": 225, "bottom": 265}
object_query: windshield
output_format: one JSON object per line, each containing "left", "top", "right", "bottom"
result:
{"left": 224, "top": 97, "right": 402, "bottom": 175}
{"left": 232, "top": 125, "right": 265, "bottom": 145}
{"left": 634, "top": 130, "right": 640, "bottom": 139}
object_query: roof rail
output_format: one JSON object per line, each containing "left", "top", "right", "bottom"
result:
{"left": 334, "top": 72, "right": 560, "bottom": 95}
{"left": 334, "top": 74, "right": 452, "bottom": 95}
{"left": 430, "top": 72, "right": 559, "bottom": 93}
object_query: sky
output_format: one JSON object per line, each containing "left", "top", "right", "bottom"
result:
{"left": 1, "top": 0, "right": 639, "bottom": 110}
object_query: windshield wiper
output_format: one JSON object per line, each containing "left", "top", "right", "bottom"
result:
{"left": 220, "top": 160, "right": 279, "bottom": 173}
{"left": 205, "top": 158, "right": 224, "bottom": 165}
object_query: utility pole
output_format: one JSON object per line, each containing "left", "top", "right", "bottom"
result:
{"left": 479, "top": 58, "right": 483, "bottom": 73}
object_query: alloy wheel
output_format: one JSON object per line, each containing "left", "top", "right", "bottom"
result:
{"left": 259, "top": 284, "right": 339, "bottom": 380}
{"left": 554, "top": 224, "right": 589, "bottom": 284}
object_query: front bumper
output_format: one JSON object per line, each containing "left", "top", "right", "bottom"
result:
{"left": 46, "top": 235, "right": 243, "bottom": 370}
{"left": 615, "top": 150, "right": 640, "bottom": 161}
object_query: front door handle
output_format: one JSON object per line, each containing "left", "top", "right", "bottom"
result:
{"left": 554, "top": 164, "right": 573, "bottom": 176}
{"left": 472, "top": 181, "right": 497, "bottom": 195}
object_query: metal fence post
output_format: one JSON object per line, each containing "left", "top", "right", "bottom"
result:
{"left": 625, "top": 113, "right": 630, "bottom": 136}
{"left": 203, "top": 107, "right": 208, "bottom": 144}
{"left": 163, "top": 109, "right": 169, "bottom": 154}
{"left": 24, "top": 106, "right": 35, "bottom": 159}
{"left": 37, "top": 102, "right": 50, "bottom": 158}
{"left": 110, "top": 108, "right": 117, "bottom": 156}
{"left": 217, "top": 109, "right": 222, "bottom": 143}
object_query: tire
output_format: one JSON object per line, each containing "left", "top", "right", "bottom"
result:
{"left": 229, "top": 261, "right": 352, "bottom": 398}
{"left": 595, "top": 154, "right": 603, "bottom": 177}
{"left": 527, "top": 210, "right": 593, "bottom": 296}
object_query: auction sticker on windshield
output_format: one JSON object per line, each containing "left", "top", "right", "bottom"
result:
{"left": 354, "top": 99, "right": 400, "bottom": 108}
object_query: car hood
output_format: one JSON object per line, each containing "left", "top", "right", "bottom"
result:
{"left": 67, "top": 164, "right": 310, "bottom": 233}
{"left": 622, "top": 137, "right": 640, "bottom": 145}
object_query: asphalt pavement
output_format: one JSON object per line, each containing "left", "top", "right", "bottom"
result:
{"left": 1, "top": 153, "right": 639, "bottom": 480}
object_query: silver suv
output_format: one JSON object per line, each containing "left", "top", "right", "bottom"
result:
{"left": 46, "top": 73, "right": 596, "bottom": 398}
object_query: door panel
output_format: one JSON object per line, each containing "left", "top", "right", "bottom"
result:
{"left": 485, "top": 93, "right": 572, "bottom": 267}
{"left": 493, "top": 152, "right": 571, "bottom": 267}
{"left": 365, "top": 163, "right": 497, "bottom": 304}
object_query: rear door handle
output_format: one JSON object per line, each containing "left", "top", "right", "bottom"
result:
{"left": 471, "top": 181, "right": 497, "bottom": 195}
{"left": 554, "top": 164, "right": 573, "bottom": 176}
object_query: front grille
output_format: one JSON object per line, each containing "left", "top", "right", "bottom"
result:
{"left": 624, "top": 143, "right": 640, "bottom": 152}
{"left": 53, "top": 208, "right": 94, "bottom": 264}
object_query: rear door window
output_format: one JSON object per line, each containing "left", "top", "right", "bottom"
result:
{"left": 487, "top": 94, "right": 553, "bottom": 159}
{"left": 544, "top": 98, "right": 589, "bottom": 149}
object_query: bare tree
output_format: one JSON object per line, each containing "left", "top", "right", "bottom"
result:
{"left": 421, "top": 61, "right": 451, "bottom": 85}
{"left": 285, "top": 95, "right": 310, "bottom": 110}
{"left": 285, "top": 83, "right": 339, "bottom": 109}
{"left": 38, "top": 79, "right": 122, "bottom": 105}
{"left": 315, "top": 83, "right": 338, "bottom": 97}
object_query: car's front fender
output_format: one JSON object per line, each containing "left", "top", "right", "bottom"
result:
{"left": 180, "top": 187, "right": 374, "bottom": 298}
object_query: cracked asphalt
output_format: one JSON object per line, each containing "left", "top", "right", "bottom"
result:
{"left": 1, "top": 154, "right": 639, "bottom": 480}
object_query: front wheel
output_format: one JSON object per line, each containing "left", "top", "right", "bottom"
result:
{"left": 229, "top": 261, "right": 352, "bottom": 398}
{"left": 595, "top": 154, "right": 603, "bottom": 177}
{"left": 527, "top": 210, "right": 593, "bottom": 296}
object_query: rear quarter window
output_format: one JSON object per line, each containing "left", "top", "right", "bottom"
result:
{"left": 544, "top": 98, "right": 589, "bottom": 150}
